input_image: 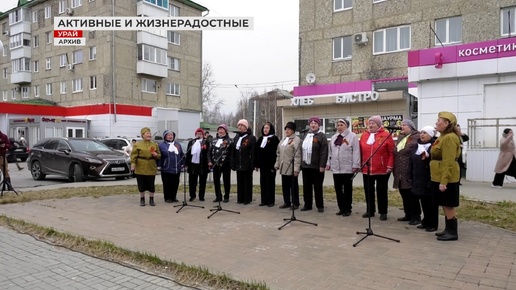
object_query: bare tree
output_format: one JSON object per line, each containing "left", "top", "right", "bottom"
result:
{"left": 201, "top": 62, "right": 224, "bottom": 123}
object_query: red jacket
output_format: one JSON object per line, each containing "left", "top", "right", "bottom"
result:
{"left": 359, "top": 128, "right": 395, "bottom": 175}
{"left": 0, "top": 131, "right": 12, "bottom": 157}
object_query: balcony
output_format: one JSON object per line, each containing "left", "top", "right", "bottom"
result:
{"left": 11, "top": 71, "right": 31, "bottom": 84}
{"left": 137, "top": 31, "right": 167, "bottom": 50}
{"left": 137, "top": 61, "right": 168, "bottom": 78}
{"left": 10, "top": 45, "right": 31, "bottom": 60}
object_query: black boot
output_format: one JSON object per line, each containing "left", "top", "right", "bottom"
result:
{"left": 149, "top": 197, "right": 155, "bottom": 206}
{"left": 437, "top": 218, "right": 458, "bottom": 241}
{"left": 140, "top": 197, "right": 145, "bottom": 206}
{"left": 435, "top": 217, "right": 448, "bottom": 237}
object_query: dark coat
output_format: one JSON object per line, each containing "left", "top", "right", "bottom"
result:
{"left": 186, "top": 138, "right": 210, "bottom": 175}
{"left": 301, "top": 131, "right": 329, "bottom": 170}
{"left": 393, "top": 131, "right": 420, "bottom": 189}
{"left": 158, "top": 141, "right": 184, "bottom": 174}
{"left": 410, "top": 138, "right": 435, "bottom": 196}
{"left": 254, "top": 123, "right": 280, "bottom": 170}
{"left": 0, "top": 131, "right": 11, "bottom": 157}
{"left": 208, "top": 133, "right": 232, "bottom": 167}
{"left": 231, "top": 128, "right": 256, "bottom": 171}
{"left": 458, "top": 133, "right": 469, "bottom": 169}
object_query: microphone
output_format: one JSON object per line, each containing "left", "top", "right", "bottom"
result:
{"left": 299, "top": 128, "right": 310, "bottom": 133}
{"left": 384, "top": 125, "right": 401, "bottom": 131}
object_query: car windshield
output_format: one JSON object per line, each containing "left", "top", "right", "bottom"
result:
{"left": 68, "top": 139, "right": 113, "bottom": 152}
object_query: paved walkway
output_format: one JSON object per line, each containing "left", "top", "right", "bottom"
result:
{"left": 0, "top": 227, "right": 195, "bottom": 290}
{"left": 1, "top": 178, "right": 516, "bottom": 289}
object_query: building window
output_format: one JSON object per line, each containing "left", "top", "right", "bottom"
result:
{"left": 373, "top": 0, "right": 387, "bottom": 3}
{"left": 33, "top": 35, "right": 39, "bottom": 47}
{"left": 90, "top": 76, "right": 97, "bottom": 90}
{"left": 46, "top": 32, "right": 51, "bottom": 44}
{"left": 334, "top": 0, "right": 352, "bottom": 11}
{"left": 501, "top": 7, "right": 516, "bottom": 36}
{"left": 59, "top": 0, "right": 67, "bottom": 14}
{"left": 60, "top": 81, "right": 67, "bottom": 94}
{"left": 9, "top": 33, "right": 30, "bottom": 49}
{"left": 144, "top": 0, "right": 169, "bottom": 9}
{"left": 32, "top": 11, "right": 38, "bottom": 23}
{"left": 12, "top": 57, "right": 31, "bottom": 72}
{"left": 72, "top": 50, "right": 83, "bottom": 64}
{"left": 59, "top": 54, "right": 67, "bottom": 67}
{"left": 167, "top": 56, "right": 180, "bottom": 71}
{"left": 45, "top": 83, "right": 53, "bottom": 95}
{"left": 137, "top": 44, "right": 167, "bottom": 65}
{"left": 435, "top": 16, "right": 462, "bottom": 45}
{"left": 9, "top": 9, "right": 23, "bottom": 24}
{"left": 373, "top": 25, "right": 411, "bottom": 54}
{"left": 34, "top": 85, "right": 40, "bottom": 98}
{"left": 46, "top": 57, "right": 51, "bottom": 70}
{"left": 33, "top": 60, "right": 39, "bottom": 72}
{"left": 89, "top": 46, "right": 96, "bottom": 60}
{"left": 73, "top": 78, "right": 83, "bottom": 92}
{"left": 169, "top": 4, "right": 179, "bottom": 16}
{"left": 141, "top": 78, "right": 157, "bottom": 93}
{"left": 72, "top": 0, "right": 83, "bottom": 8}
{"left": 45, "top": 6, "right": 51, "bottom": 19}
{"left": 3, "top": 68, "right": 7, "bottom": 78}
{"left": 166, "top": 83, "right": 180, "bottom": 96}
{"left": 2, "top": 46, "right": 6, "bottom": 57}
{"left": 22, "top": 87, "right": 29, "bottom": 99}
{"left": 2, "top": 91, "right": 7, "bottom": 101}
{"left": 11, "top": 89, "right": 16, "bottom": 100}
{"left": 167, "top": 31, "right": 180, "bottom": 45}
{"left": 333, "top": 36, "right": 352, "bottom": 60}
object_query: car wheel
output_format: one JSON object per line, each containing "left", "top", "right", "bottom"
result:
{"left": 31, "top": 161, "right": 46, "bottom": 180}
{"left": 72, "top": 164, "right": 85, "bottom": 182}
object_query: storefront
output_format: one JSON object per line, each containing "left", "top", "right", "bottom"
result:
{"left": 408, "top": 37, "right": 516, "bottom": 182}
{"left": 8, "top": 116, "right": 89, "bottom": 148}
{"left": 278, "top": 78, "right": 415, "bottom": 140}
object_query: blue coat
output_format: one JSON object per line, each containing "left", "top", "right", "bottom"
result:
{"left": 159, "top": 141, "right": 184, "bottom": 174}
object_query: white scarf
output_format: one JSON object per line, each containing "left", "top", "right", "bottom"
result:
{"left": 415, "top": 143, "right": 431, "bottom": 156}
{"left": 366, "top": 133, "right": 376, "bottom": 145}
{"left": 236, "top": 134, "right": 247, "bottom": 150}
{"left": 260, "top": 135, "right": 271, "bottom": 148}
{"left": 302, "top": 133, "right": 314, "bottom": 165}
{"left": 215, "top": 138, "right": 223, "bottom": 148}
{"left": 191, "top": 139, "right": 201, "bottom": 164}
{"left": 167, "top": 141, "right": 178, "bottom": 154}
{"left": 281, "top": 136, "right": 289, "bottom": 147}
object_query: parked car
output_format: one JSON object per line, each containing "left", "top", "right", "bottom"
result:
{"left": 6, "top": 139, "right": 29, "bottom": 163}
{"left": 27, "top": 137, "right": 132, "bottom": 182}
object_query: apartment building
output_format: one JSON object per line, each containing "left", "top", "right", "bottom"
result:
{"left": 0, "top": 0, "right": 207, "bottom": 145}
{"left": 280, "top": 0, "right": 516, "bottom": 143}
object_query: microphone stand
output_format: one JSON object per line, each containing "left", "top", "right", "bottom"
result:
{"left": 278, "top": 133, "right": 317, "bottom": 230}
{"left": 175, "top": 140, "right": 204, "bottom": 213}
{"left": 1, "top": 155, "right": 21, "bottom": 197}
{"left": 207, "top": 141, "right": 240, "bottom": 219}
{"left": 352, "top": 128, "right": 400, "bottom": 247}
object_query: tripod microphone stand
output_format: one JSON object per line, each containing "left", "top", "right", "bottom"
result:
{"left": 207, "top": 143, "right": 239, "bottom": 219}
{"left": 352, "top": 128, "right": 399, "bottom": 247}
{"left": 278, "top": 134, "right": 317, "bottom": 230}
{"left": 1, "top": 155, "right": 20, "bottom": 197}
{"left": 175, "top": 140, "right": 204, "bottom": 213}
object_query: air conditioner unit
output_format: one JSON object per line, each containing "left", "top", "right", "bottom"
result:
{"left": 3, "top": 30, "right": 9, "bottom": 36}
{"left": 67, "top": 64, "right": 75, "bottom": 71}
{"left": 353, "top": 32, "right": 368, "bottom": 45}
{"left": 66, "top": 8, "right": 74, "bottom": 16}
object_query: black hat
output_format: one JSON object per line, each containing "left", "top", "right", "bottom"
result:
{"left": 284, "top": 121, "right": 296, "bottom": 131}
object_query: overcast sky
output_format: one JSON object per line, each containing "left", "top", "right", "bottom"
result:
{"left": 0, "top": 0, "right": 299, "bottom": 114}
